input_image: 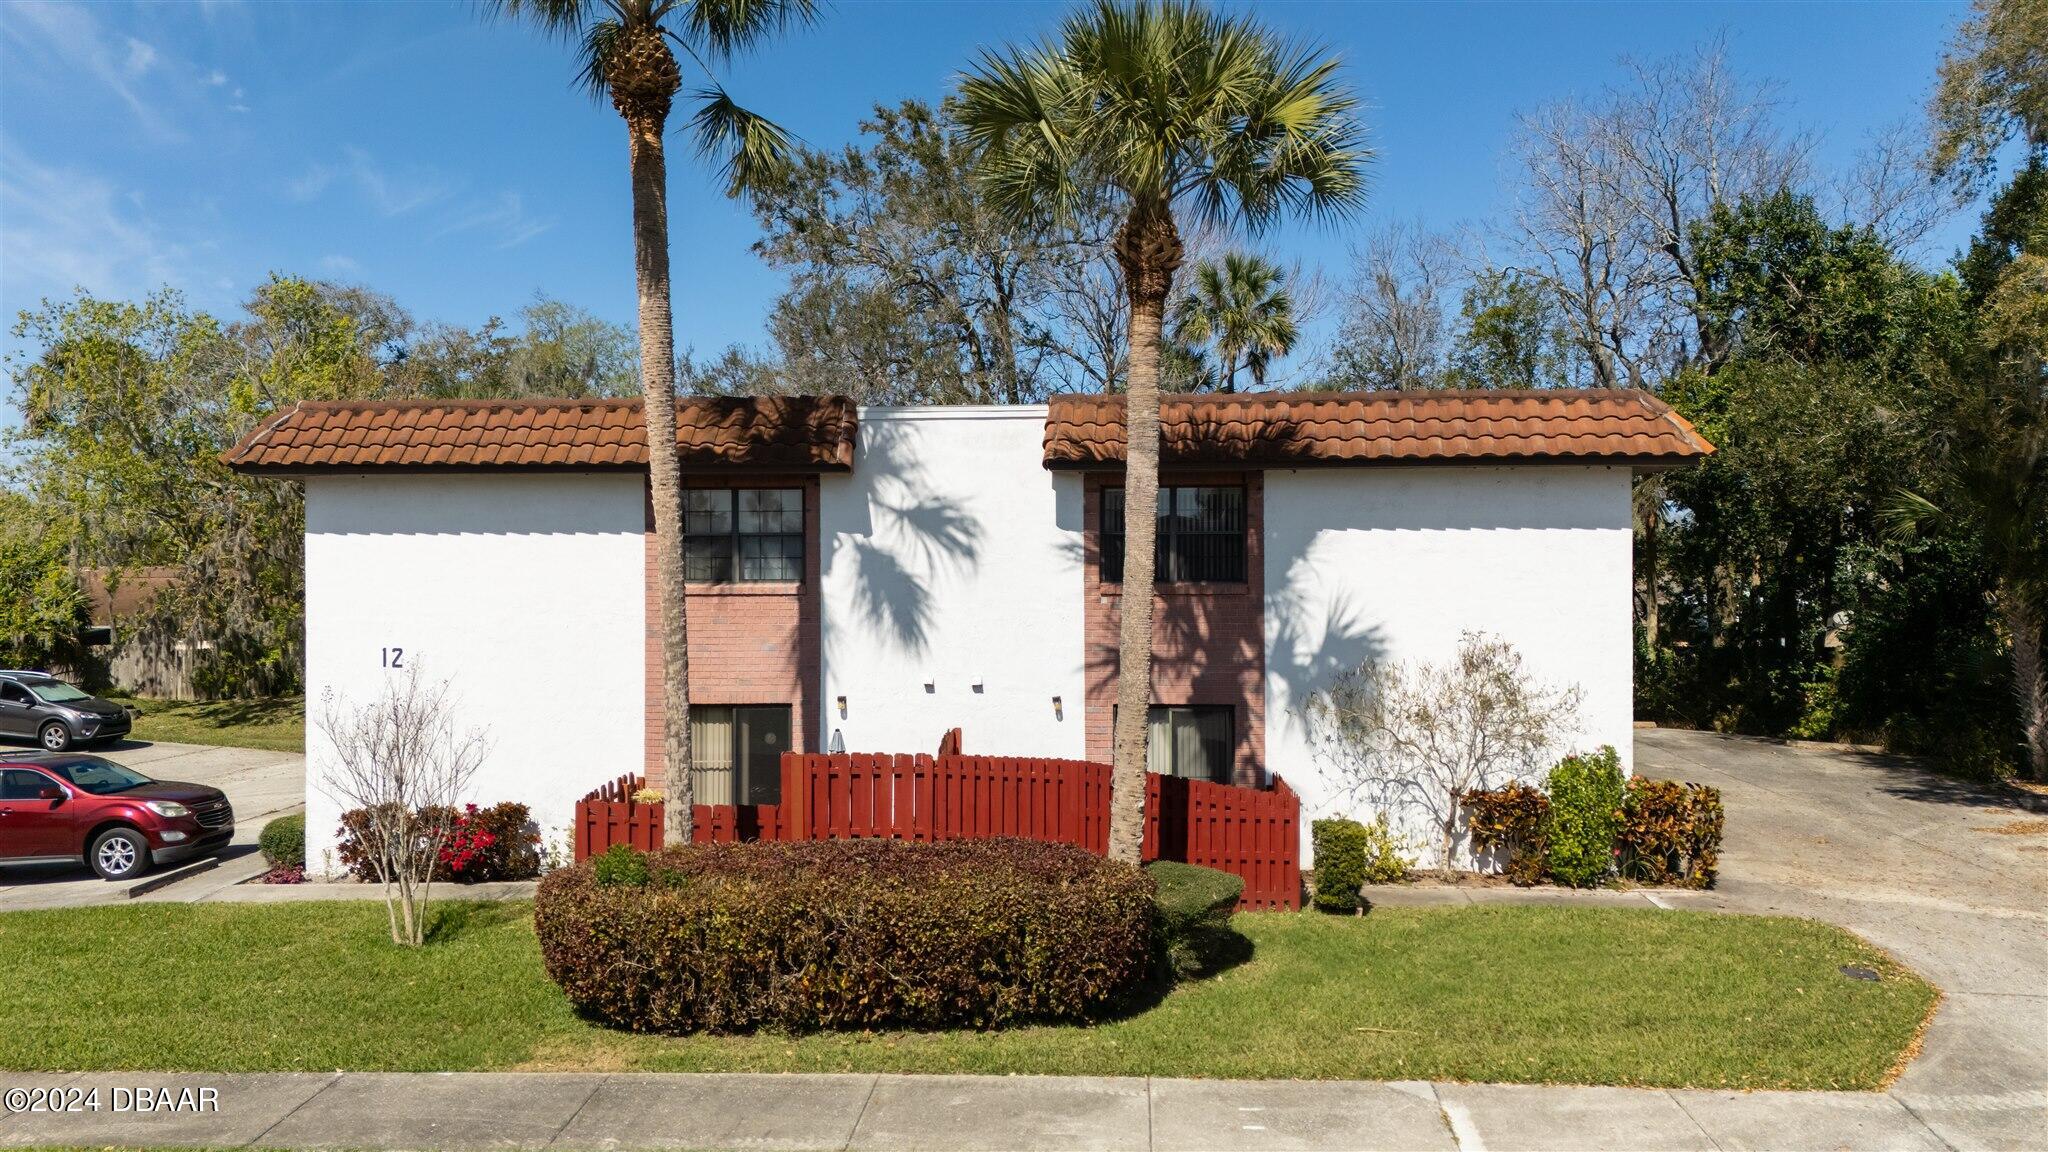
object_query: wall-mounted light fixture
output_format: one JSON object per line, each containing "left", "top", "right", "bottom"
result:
{"left": 923, "top": 676, "right": 935, "bottom": 694}
{"left": 971, "top": 677, "right": 985, "bottom": 694}
{"left": 836, "top": 695, "right": 848, "bottom": 718}
{"left": 1052, "top": 695, "right": 1063, "bottom": 720}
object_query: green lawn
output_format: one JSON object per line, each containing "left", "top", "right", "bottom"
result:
{"left": 0, "top": 901, "right": 1933, "bottom": 1089}
{"left": 108, "top": 696, "right": 304, "bottom": 753}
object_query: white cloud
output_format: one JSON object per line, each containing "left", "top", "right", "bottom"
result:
{"left": 122, "top": 37, "right": 156, "bottom": 77}
{"left": 0, "top": 147, "right": 190, "bottom": 309}
{"left": 319, "top": 255, "right": 362, "bottom": 275}
{"left": 0, "top": 3, "right": 180, "bottom": 141}
{"left": 441, "top": 190, "right": 554, "bottom": 249}
{"left": 344, "top": 147, "right": 452, "bottom": 216}
{"left": 207, "top": 69, "right": 228, "bottom": 87}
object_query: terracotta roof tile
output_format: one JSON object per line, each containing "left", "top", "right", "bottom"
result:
{"left": 222, "top": 396, "right": 859, "bottom": 474}
{"left": 1042, "top": 389, "right": 1713, "bottom": 469}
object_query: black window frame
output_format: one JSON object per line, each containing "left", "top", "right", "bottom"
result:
{"left": 1100, "top": 484, "right": 1247, "bottom": 584}
{"left": 684, "top": 487, "right": 804, "bottom": 584}
{"left": 690, "top": 703, "right": 793, "bottom": 806}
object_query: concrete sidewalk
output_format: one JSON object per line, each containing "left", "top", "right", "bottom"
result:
{"left": 0, "top": 1071, "right": 1974, "bottom": 1151}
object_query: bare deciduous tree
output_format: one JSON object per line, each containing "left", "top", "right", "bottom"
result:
{"left": 1326, "top": 221, "right": 1461, "bottom": 390}
{"left": 316, "top": 666, "right": 490, "bottom": 946}
{"left": 1303, "top": 632, "right": 1583, "bottom": 869}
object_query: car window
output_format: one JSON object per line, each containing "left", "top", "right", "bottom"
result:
{"left": 0, "top": 769, "right": 56, "bottom": 800}
{"left": 24, "top": 680, "right": 90, "bottom": 703}
{"left": 41, "top": 757, "right": 151, "bottom": 795}
{"left": 0, "top": 683, "right": 31, "bottom": 706}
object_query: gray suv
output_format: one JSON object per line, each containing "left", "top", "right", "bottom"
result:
{"left": 0, "top": 671, "right": 134, "bottom": 751}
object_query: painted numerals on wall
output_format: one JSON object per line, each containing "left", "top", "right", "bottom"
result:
{"left": 380, "top": 646, "right": 405, "bottom": 669}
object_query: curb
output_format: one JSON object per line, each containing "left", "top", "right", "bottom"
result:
{"left": 124, "top": 856, "right": 219, "bottom": 899}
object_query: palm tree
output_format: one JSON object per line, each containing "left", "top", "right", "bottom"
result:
{"left": 490, "top": 0, "right": 815, "bottom": 844}
{"left": 1174, "top": 253, "right": 1297, "bottom": 392}
{"left": 958, "top": 0, "right": 1370, "bottom": 861}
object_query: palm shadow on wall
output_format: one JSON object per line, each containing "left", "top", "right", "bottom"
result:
{"left": 838, "top": 420, "right": 985, "bottom": 657}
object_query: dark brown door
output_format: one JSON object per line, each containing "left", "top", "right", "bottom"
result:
{"left": 735, "top": 706, "right": 791, "bottom": 805}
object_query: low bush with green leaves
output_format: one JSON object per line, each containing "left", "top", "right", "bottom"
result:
{"left": 536, "top": 837, "right": 1154, "bottom": 1034}
{"left": 258, "top": 812, "right": 305, "bottom": 869}
{"left": 1618, "top": 778, "right": 1724, "bottom": 888}
{"left": 1545, "top": 747, "right": 1626, "bottom": 887}
{"left": 1312, "top": 815, "right": 1412, "bottom": 912}
{"left": 1463, "top": 782, "right": 1551, "bottom": 885}
{"left": 1146, "top": 860, "right": 1243, "bottom": 979}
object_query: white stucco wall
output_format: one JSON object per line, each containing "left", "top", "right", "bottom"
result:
{"left": 1262, "top": 465, "right": 1635, "bottom": 865}
{"left": 301, "top": 473, "right": 646, "bottom": 873}
{"left": 818, "top": 407, "right": 1087, "bottom": 759}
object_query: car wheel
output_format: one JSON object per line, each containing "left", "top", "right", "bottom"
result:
{"left": 38, "top": 722, "right": 71, "bottom": 752}
{"left": 89, "top": 827, "right": 150, "bottom": 881}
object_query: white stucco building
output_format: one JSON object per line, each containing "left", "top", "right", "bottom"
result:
{"left": 226, "top": 389, "right": 1711, "bottom": 869}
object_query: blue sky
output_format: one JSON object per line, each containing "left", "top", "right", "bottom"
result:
{"left": 0, "top": 0, "right": 1973, "bottom": 383}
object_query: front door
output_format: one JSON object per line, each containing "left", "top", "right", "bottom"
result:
{"left": 0, "top": 769, "right": 74, "bottom": 858}
{"left": 734, "top": 706, "right": 791, "bottom": 806}
{"left": 0, "top": 682, "right": 35, "bottom": 739}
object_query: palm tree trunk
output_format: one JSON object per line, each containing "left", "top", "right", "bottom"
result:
{"left": 2002, "top": 587, "right": 2048, "bottom": 781}
{"left": 626, "top": 114, "right": 695, "bottom": 843}
{"left": 1108, "top": 203, "right": 1183, "bottom": 864}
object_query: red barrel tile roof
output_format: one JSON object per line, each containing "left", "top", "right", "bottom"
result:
{"left": 222, "top": 396, "right": 858, "bottom": 473}
{"left": 1042, "top": 389, "right": 1713, "bottom": 469}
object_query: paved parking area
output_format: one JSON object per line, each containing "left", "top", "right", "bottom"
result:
{"left": 0, "top": 739, "right": 303, "bottom": 910}
{"left": 1639, "top": 728, "right": 2048, "bottom": 1152}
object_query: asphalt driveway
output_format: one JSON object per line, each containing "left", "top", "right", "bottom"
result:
{"left": 0, "top": 739, "right": 303, "bottom": 910}
{"left": 1640, "top": 728, "right": 2048, "bottom": 1152}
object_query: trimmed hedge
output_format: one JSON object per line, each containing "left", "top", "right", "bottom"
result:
{"left": 1311, "top": 815, "right": 1410, "bottom": 911}
{"left": 1619, "top": 778, "right": 1724, "bottom": 888}
{"left": 535, "top": 838, "right": 1154, "bottom": 1034}
{"left": 1147, "top": 860, "right": 1242, "bottom": 979}
{"left": 258, "top": 812, "right": 305, "bottom": 869}
{"left": 1545, "top": 747, "right": 1626, "bottom": 888}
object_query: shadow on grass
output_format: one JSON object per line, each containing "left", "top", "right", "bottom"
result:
{"left": 1111, "top": 923, "right": 1258, "bottom": 1018}
{"left": 425, "top": 898, "right": 530, "bottom": 944}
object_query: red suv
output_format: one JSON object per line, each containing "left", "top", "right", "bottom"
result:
{"left": 0, "top": 752, "right": 234, "bottom": 880}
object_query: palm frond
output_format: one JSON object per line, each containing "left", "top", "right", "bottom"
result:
{"left": 673, "top": 0, "right": 820, "bottom": 60}
{"left": 689, "top": 84, "right": 799, "bottom": 198}
{"left": 574, "top": 19, "right": 628, "bottom": 100}
{"left": 1880, "top": 488, "right": 1943, "bottom": 542}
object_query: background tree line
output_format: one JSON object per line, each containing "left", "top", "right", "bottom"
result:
{"left": 4, "top": 0, "right": 2041, "bottom": 781}
{"left": 0, "top": 281, "right": 639, "bottom": 696}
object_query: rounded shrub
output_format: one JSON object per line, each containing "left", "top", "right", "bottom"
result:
{"left": 535, "top": 837, "right": 1155, "bottom": 1034}
{"left": 258, "top": 812, "right": 305, "bottom": 869}
{"left": 1146, "top": 860, "right": 1242, "bottom": 979}
{"left": 1545, "top": 746, "right": 1626, "bottom": 887}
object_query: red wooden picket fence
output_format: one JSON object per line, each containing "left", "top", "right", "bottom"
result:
{"left": 573, "top": 751, "right": 1301, "bottom": 910}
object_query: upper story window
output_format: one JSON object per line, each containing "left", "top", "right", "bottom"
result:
{"left": 685, "top": 488, "right": 803, "bottom": 583}
{"left": 1100, "top": 485, "right": 1246, "bottom": 583}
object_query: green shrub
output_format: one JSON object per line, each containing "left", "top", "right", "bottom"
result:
{"left": 1312, "top": 816, "right": 1411, "bottom": 912}
{"left": 1545, "top": 747, "right": 1626, "bottom": 887}
{"left": 1463, "top": 782, "right": 1551, "bottom": 885}
{"left": 1312, "top": 818, "right": 1369, "bottom": 911}
{"left": 535, "top": 838, "right": 1154, "bottom": 1034}
{"left": 591, "top": 842, "right": 649, "bottom": 888}
{"left": 258, "top": 812, "right": 305, "bottom": 870}
{"left": 1146, "top": 860, "right": 1243, "bottom": 979}
{"left": 1618, "top": 778, "right": 1724, "bottom": 888}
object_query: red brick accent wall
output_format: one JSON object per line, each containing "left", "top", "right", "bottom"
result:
{"left": 644, "top": 475, "right": 821, "bottom": 788}
{"left": 1083, "top": 470, "right": 1266, "bottom": 787}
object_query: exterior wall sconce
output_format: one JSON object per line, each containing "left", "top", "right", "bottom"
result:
{"left": 836, "top": 695, "right": 847, "bottom": 718}
{"left": 1052, "top": 695, "right": 1063, "bottom": 720}
{"left": 971, "top": 678, "right": 984, "bottom": 694}
{"left": 923, "top": 677, "right": 935, "bottom": 694}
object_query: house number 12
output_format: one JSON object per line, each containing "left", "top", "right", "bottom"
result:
{"left": 381, "top": 647, "right": 405, "bottom": 668}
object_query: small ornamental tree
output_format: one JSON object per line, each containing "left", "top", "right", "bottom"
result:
{"left": 316, "top": 666, "right": 489, "bottom": 946}
{"left": 1304, "top": 631, "right": 1582, "bottom": 869}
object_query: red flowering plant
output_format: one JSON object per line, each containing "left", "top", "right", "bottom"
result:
{"left": 438, "top": 804, "right": 500, "bottom": 878}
